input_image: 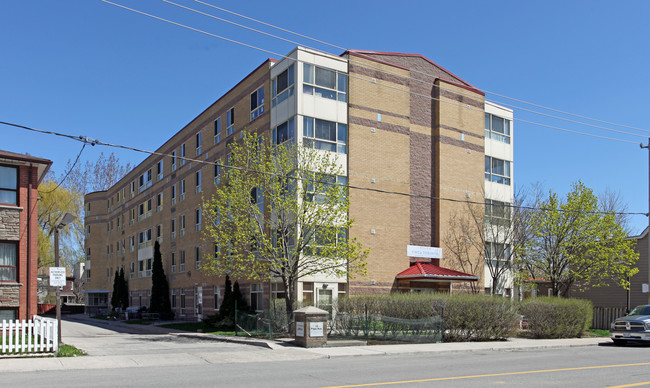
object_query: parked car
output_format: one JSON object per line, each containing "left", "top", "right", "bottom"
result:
{"left": 610, "top": 305, "right": 650, "bottom": 346}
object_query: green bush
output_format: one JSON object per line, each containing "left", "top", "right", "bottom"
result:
{"left": 519, "top": 297, "right": 593, "bottom": 338}
{"left": 443, "top": 294, "right": 520, "bottom": 341}
{"left": 336, "top": 293, "right": 519, "bottom": 342}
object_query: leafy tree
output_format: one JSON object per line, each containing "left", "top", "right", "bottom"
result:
{"left": 37, "top": 180, "right": 84, "bottom": 268}
{"left": 149, "top": 241, "right": 172, "bottom": 317}
{"left": 232, "top": 280, "right": 249, "bottom": 312}
{"left": 516, "top": 181, "right": 638, "bottom": 296}
{"left": 217, "top": 275, "right": 234, "bottom": 320}
{"left": 202, "top": 133, "right": 368, "bottom": 317}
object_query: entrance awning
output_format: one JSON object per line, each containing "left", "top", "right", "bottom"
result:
{"left": 396, "top": 261, "right": 479, "bottom": 282}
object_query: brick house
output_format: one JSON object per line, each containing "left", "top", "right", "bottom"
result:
{"left": 0, "top": 150, "right": 52, "bottom": 321}
{"left": 84, "top": 47, "right": 515, "bottom": 320}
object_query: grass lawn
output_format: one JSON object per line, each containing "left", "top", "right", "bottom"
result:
{"left": 586, "top": 329, "right": 610, "bottom": 337}
{"left": 57, "top": 344, "right": 86, "bottom": 357}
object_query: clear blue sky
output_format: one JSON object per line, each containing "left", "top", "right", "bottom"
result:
{"left": 2, "top": 1, "right": 649, "bottom": 234}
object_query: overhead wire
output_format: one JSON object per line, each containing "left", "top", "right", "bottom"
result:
{"left": 101, "top": 1, "right": 642, "bottom": 145}
{"left": 188, "top": 0, "right": 650, "bottom": 136}
{"left": 2, "top": 120, "right": 646, "bottom": 217}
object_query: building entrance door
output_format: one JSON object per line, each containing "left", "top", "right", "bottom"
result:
{"left": 317, "top": 288, "right": 332, "bottom": 313}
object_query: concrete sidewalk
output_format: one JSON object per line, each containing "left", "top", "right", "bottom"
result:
{"left": 0, "top": 315, "right": 609, "bottom": 373}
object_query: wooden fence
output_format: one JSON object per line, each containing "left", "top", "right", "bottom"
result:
{"left": 592, "top": 307, "right": 627, "bottom": 330}
{"left": 1, "top": 315, "right": 58, "bottom": 354}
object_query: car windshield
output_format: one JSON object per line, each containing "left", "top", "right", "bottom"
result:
{"left": 629, "top": 306, "right": 650, "bottom": 316}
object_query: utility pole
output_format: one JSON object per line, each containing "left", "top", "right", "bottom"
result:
{"left": 642, "top": 139, "right": 650, "bottom": 305}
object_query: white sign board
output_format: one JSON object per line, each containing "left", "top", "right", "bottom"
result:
{"left": 407, "top": 245, "right": 442, "bottom": 259}
{"left": 49, "top": 267, "right": 67, "bottom": 287}
{"left": 296, "top": 321, "right": 305, "bottom": 337}
{"left": 310, "top": 322, "right": 324, "bottom": 337}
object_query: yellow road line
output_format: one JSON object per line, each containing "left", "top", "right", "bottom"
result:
{"left": 608, "top": 383, "right": 650, "bottom": 388}
{"left": 321, "top": 362, "right": 650, "bottom": 388}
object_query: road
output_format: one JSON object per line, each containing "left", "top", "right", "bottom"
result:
{"left": 4, "top": 318, "right": 650, "bottom": 387}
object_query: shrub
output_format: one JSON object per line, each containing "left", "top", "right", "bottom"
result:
{"left": 335, "top": 293, "right": 519, "bottom": 342}
{"left": 519, "top": 297, "right": 593, "bottom": 338}
{"left": 443, "top": 294, "right": 519, "bottom": 341}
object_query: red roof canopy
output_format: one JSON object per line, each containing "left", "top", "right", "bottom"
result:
{"left": 396, "top": 261, "right": 479, "bottom": 281}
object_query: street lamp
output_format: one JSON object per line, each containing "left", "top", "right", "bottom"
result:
{"left": 54, "top": 212, "right": 76, "bottom": 346}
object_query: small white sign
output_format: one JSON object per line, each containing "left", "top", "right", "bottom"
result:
{"left": 49, "top": 267, "right": 66, "bottom": 287}
{"left": 407, "top": 245, "right": 442, "bottom": 259}
{"left": 643, "top": 283, "right": 649, "bottom": 293}
{"left": 296, "top": 321, "right": 305, "bottom": 337}
{"left": 310, "top": 322, "right": 324, "bottom": 337}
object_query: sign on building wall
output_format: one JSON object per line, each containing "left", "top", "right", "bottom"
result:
{"left": 296, "top": 321, "right": 305, "bottom": 337}
{"left": 49, "top": 267, "right": 67, "bottom": 287}
{"left": 407, "top": 245, "right": 442, "bottom": 259}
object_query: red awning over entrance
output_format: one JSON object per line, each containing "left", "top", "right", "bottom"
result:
{"left": 396, "top": 261, "right": 479, "bottom": 282}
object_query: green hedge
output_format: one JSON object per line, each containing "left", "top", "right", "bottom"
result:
{"left": 518, "top": 297, "right": 593, "bottom": 338}
{"left": 336, "top": 293, "right": 520, "bottom": 341}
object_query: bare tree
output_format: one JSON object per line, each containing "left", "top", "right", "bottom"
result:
{"left": 599, "top": 187, "right": 631, "bottom": 234}
{"left": 444, "top": 188, "right": 531, "bottom": 296}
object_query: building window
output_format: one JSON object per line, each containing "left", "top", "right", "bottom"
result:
{"left": 130, "top": 236, "right": 135, "bottom": 252}
{"left": 485, "top": 114, "right": 511, "bottom": 144}
{"left": 180, "top": 144, "right": 186, "bottom": 166}
{"left": 485, "top": 242, "right": 512, "bottom": 267}
{"left": 303, "top": 63, "right": 347, "bottom": 102}
{"left": 272, "top": 64, "right": 294, "bottom": 107}
{"left": 485, "top": 156, "right": 511, "bottom": 185}
{"left": 214, "top": 161, "right": 221, "bottom": 185}
{"left": 171, "top": 219, "right": 176, "bottom": 239}
{"left": 171, "top": 184, "right": 177, "bottom": 205}
{"left": 156, "top": 224, "right": 163, "bottom": 243}
{"left": 195, "top": 209, "right": 201, "bottom": 231}
{"left": 272, "top": 117, "right": 295, "bottom": 145}
{"left": 195, "top": 171, "right": 201, "bottom": 194}
{"left": 214, "top": 118, "right": 221, "bottom": 144}
{"left": 271, "top": 283, "right": 285, "bottom": 300}
{"left": 250, "top": 284, "right": 263, "bottom": 311}
{"left": 157, "top": 160, "right": 164, "bottom": 181}
{"left": 196, "top": 132, "right": 202, "bottom": 156}
{"left": 180, "top": 180, "right": 186, "bottom": 201}
{"left": 250, "top": 86, "right": 265, "bottom": 120}
{"left": 302, "top": 282, "right": 314, "bottom": 306}
{"left": 250, "top": 187, "right": 263, "bottom": 213}
{"left": 171, "top": 252, "right": 176, "bottom": 273}
{"left": 171, "top": 150, "right": 177, "bottom": 171}
{"left": 180, "top": 215, "right": 186, "bottom": 237}
{"left": 195, "top": 247, "right": 201, "bottom": 270}
{"left": 0, "top": 243, "right": 17, "bottom": 282}
{"left": 130, "top": 262, "right": 135, "bottom": 279}
{"left": 179, "top": 251, "right": 185, "bottom": 272}
{"left": 139, "top": 169, "right": 153, "bottom": 192}
{"left": 171, "top": 289, "right": 177, "bottom": 308}
{"left": 226, "top": 108, "right": 235, "bottom": 136}
{"left": 485, "top": 199, "right": 511, "bottom": 224}
{"left": 303, "top": 117, "right": 347, "bottom": 154}
{"left": 138, "top": 229, "right": 153, "bottom": 249}
{"left": 156, "top": 192, "right": 163, "bottom": 212}
{"left": 304, "top": 174, "right": 347, "bottom": 203}
{"left": 180, "top": 289, "right": 186, "bottom": 309}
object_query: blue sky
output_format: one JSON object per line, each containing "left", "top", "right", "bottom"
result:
{"left": 2, "top": 1, "right": 649, "bottom": 234}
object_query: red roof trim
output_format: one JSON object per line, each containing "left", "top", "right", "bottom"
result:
{"left": 344, "top": 50, "right": 484, "bottom": 96}
{"left": 396, "top": 261, "right": 479, "bottom": 281}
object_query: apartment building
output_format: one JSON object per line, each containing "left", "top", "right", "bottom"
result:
{"left": 0, "top": 150, "right": 52, "bottom": 320}
{"left": 84, "top": 47, "right": 515, "bottom": 319}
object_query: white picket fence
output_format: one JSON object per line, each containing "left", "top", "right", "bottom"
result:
{"left": 1, "top": 315, "right": 58, "bottom": 354}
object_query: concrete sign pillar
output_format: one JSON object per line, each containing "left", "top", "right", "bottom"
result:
{"left": 294, "top": 306, "right": 328, "bottom": 348}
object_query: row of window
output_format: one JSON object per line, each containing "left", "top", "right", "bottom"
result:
{"left": 272, "top": 116, "right": 347, "bottom": 154}
{"left": 485, "top": 113, "right": 511, "bottom": 144}
{"left": 485, "top": 156, "right": 511, "bottom": 185}
{"left": 0, "top": 166, "right": 17, "bottom": 206}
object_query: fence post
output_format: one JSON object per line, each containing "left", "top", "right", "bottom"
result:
{"left": 234, "top": 299, "right": 238, "bottom": 337}
{"left": 365, "top": 304, "right": 369, "bottom": 346}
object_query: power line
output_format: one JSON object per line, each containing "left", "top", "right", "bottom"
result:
{"left": 39, "top": 142, "right": 88, "bottom": 194}
{"left": 2, "top": 120, "right": 646, "bottom": 217}
{"left": 190, "top": 1, "right": 649, "bottom": 135}
{"left": 100, "top": 1, "right": 643, "bottom": 145}
{"left": 191, "top": 0, "right": 346, "bottom": 52}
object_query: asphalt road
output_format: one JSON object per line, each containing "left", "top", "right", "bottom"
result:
{"left": 5, "top": 344, "right": 650, "bottom": 387}
{"left": 5, "top": 317, "right": 650, "bottom": 387}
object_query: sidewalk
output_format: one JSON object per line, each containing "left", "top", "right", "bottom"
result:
{"left": 0, "top": 315, "right": 609, "bottom": 373}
